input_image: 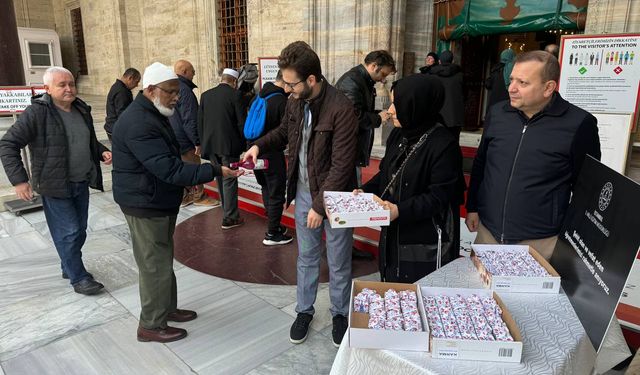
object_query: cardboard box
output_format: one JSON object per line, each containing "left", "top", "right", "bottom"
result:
{"left": 421, "top": 286, "right": 523, "bottom": 363}
{"left": 471, "top": 244, "right": 561, "bottom": 294}
{"left": 323, "top": 191, "right": 390, "bottom": 228}
{"left": 348, "top": 280, "right": 430, "bottom": 351}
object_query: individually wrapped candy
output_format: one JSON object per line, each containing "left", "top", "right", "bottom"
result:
{"left": 368, "top": 314, "right": 386, "bottom": 330}
{"left": 325, "top": 194, "right": 385, "bottom": 214}
{"left": 353, "top": 294, "right": 369, "bottom": 313}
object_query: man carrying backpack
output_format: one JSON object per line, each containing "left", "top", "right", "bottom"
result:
{"left": 245, "top": 71, "right": 293, "bottom": 245}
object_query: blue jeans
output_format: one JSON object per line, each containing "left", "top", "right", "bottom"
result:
{"left": 42, "top": 181, "right": 91, "bottom": 285}
{"left": 294, "top": 184, "right": 353, "bottom": 317}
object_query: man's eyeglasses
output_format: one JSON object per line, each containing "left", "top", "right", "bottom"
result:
{"left": 155, "top": 86, "right": 180, "bottom": 96}
{"left": 282, "top": 79, "right": 304, "bottom": 90}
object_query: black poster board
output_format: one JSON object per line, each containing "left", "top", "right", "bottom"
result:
{"left": 550, "top": 156, "right": 640, "bottom": 352}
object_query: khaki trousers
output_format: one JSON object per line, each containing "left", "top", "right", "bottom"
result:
{"left": 475, "top": 222, "right": 558, "bottom": 261}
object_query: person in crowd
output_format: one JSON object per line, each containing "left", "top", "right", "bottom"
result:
{"left": 466, "top": 51, "right": 601, "bottom": 260}
{"left": 336, "top": 50, "right": 395, "bottom": 186}
{"left": 0, "top": 66, "right": 110, "bottom": 295}
{"left": 336, "top": 50, "right": 395, "bottom": 260}
{"left": 485, "top": 48, "right": 515, "bottom": 110}
{"left": 198, "top": 68, "right": 246, "bottom": 229}
{"left": 544, "top": 43, "right": 560, "bottom": 58}
{"left": 428, "top": 50, "right": 464, "bottom": 141}
{"left": 359, "top": 74, "right": 463, "bottom": 283}
{"left": 170, "top": 59, "right": 220, "bottom": 208}
{"left": 104, "top": 68, "right": 140, "bottom": 141}
{"left": 419, "top": 51, "right": 439, "bottom": 74}
{"left": 251, "top": 71, "right": 293, "bottom": 246}
{"left": 243, "top": 41, "right": 358, "bottom": 348}
{"left": 111, "top": 62, "right": 241, "bottom": 343}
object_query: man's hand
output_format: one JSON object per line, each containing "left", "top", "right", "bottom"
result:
{"left": 102, "top": 151, "right": 113, "bottom": 165}
{"left": 221, "top": 166, "right": 243, "bottom": 178}
{"left": 382, "top": 201, "right": 399, "bottom": 221}
{"left": 465, "top": 212, "right": 479, "bottom": 232}
{"left": 379, "top": 110, "right": 390, "bottom": 123}
{"left": 195, "top": 146, "right": 201, "bottom": 156}
{"left": 307, "top": 208, "right": 323, "bottom": 229}
{"left": 15, "top": 182, "right": 33, "bottom": 201}
{"left": 243, "top": 145, "right": 259, "bottom": 163}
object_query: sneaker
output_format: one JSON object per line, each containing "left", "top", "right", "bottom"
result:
{"left": 263, "top": 231, "right": 293, "bottom": 246}
{"left": 289, "top": 313, "right": 313, "bottom": 344}
{"left": 332, "top": 314, "right": 348, "bottom": 348}
{"left": 193, "top": 196, "right": 221, "bottom": 207}
{"left": 221, "top": 217, "right": 245, "bottom": 230}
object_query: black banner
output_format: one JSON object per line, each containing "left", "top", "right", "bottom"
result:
{"left": 550, "top": 156, "right": 640, "bottom": 352}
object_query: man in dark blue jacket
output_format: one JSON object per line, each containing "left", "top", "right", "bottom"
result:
{"left": 466, "top": 51, "right": 601, "bottom": 260}
{"left": 112, "top": 62, "right": 241, "bottom": 343}
{"left": 104, "top": 68, "right": 140, "bottom": 141}
{"left": 0, "top": 67, "right": 111, "bottom": 296}
{"left": 169, "top": 59, "right": 220, "bottom": 207}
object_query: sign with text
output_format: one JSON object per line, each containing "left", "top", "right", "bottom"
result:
{"left": 0, "top": 87, "right": 35, "bottom": 113}
{"left": 558, "top": 33, "right": 640, "bottom": 130}
{"left": 258, "top": 57, "right": 279, "bottom": 88}
{"left": 592, "top": 112, "right": 633, "bottom": 173}
{"left": 550, "top": 156, "right": 640, "bottom": 352}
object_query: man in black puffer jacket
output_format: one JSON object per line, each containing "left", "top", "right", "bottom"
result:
{"left": 336, "top": 50, "right": 396, "bottom": 185}
{"left": 428, "top": 50, "right": 464, "bottom": 141}
{"left": 0, "top": 67, "right": 110, "bottom": 296}
{"left": 466, "top": 51, "right": 601, "bottom": 260}
{"left": 112, "top": 62, "right": 241, "bottom": 343}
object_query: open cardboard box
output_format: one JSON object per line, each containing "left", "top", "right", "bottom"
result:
{"left": 348, "top": 280, "right": 430, "bottom": 351}
{"left": 471, "top": 244, "right": 561, "bottom": 294}
{"left": 323, "top": 191, "right": 390, "bottom": 229}
{"left": 421, "top": 286, "right": 523, "bottom": 363}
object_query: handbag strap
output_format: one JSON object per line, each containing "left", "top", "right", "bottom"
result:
{"left": 381, "top": 124, "right": 442, "bottom": 199}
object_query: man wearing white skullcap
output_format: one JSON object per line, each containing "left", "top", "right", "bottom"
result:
{"left": 198, "top": 67, "right": 247, "bottom": 229}
{"left": 111, "top": 62, "right": 242, "bottom": 343}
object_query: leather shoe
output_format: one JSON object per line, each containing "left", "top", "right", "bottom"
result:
{"left": 72, "top": 278, "right": 104, "bottom": 295}
{"left": 167, "top": 309, "right": 197, "bottom": 322}
{"left": 137, "top": 325, "right": 187, "bottom": 343}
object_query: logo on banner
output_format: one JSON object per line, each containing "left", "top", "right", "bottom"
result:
{"left": 579, "top": 67, "right": 587, "bottom": 75}
{"left": 613, "top": 66, "right": 623, "bottom": 75}
{"left": 598, "top": 182, "right": 613, "bottom": 212}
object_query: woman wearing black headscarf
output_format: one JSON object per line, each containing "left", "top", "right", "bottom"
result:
{"left": 360, "top": 74, "right": 464, "bottom": 283}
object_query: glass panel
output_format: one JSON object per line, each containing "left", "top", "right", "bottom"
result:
{"left": 28, "top": 43, "right": 51, "bottom": 66}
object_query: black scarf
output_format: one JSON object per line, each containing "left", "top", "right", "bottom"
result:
{"left": 392, "top": 74, "right": 445, "bottom": 142}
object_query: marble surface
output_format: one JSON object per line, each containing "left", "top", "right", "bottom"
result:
{"left": 0, "top": 231, "right": 51, "bottom": 261}
{"left": 2, "top": 317, "right": 193, "bottom": 375}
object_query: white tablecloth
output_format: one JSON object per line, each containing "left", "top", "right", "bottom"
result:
{"left": 331, "top": 258, "right": 631, "bottom": 375}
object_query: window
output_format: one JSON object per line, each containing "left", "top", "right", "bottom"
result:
{"left": 28, "top": 42, "right": 52, "bottom": 67}
{"left": 217, "top": 0, "right": 248, "bottom": 70}
{"left": 70, "top": 7, "right": 88, "bottom": 75}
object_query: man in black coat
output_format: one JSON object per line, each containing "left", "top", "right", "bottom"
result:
{"left": 112, "top": 62, "right": 241, "bottom": 343}
{"left": 466, "top": 51, "right": 601, "bottom": 260}
{"left": 169, "top": 59, "right": 220, "bottom": 207}
{"left": 336, "top": 50, "right": 395, "bottom": 186}
{"left": 198, "top": 68, "right": 246, "bottom": 229}
{"left": 0, "top": 67, "right": 111, "bottom": 295}
{"left": 104, "top": 68, "right": 140, "bottom": 141}
{"left": 251, "top": 71, "right": 293, "bottom": 246}
{"left": 429, "top": 50, "right": 464, "bottom": 141}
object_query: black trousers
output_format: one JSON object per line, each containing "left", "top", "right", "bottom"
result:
{"left": 253, "top": 151, "right": 287, "bottom": 233}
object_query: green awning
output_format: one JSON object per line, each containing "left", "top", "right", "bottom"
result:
{"left": 436, "top": 0, "right": 588, "bottom": 40}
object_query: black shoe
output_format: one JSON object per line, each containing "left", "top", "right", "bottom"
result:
{"left": 263, "top": 231, "right": 293, "bottom": 246}
{"left": 352, "top": 247, "right": 374, "bottom": 260}
{"left": 221, "top": 217, "right": 245, "bottom": 230}
{"left": 332, "top": 314, "right": 348, "bottom": 348}
{"left": 62, "top": 271, "right": 93, "bottom": 280}
{"left": 289, "top": 313, "right": 313, "bottom": 344}
{"left": 280, "top": 226, "right": 289, "bottom": 236}
{"left": 72, "top": 278, "right": 104, "bottom": 295}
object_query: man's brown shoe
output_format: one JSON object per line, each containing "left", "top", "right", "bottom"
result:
{"left": 167, "top": 309, "right": 197, "bottom": 322}
{"left": 137, "top": 326, "right": 187, "bottom": 343}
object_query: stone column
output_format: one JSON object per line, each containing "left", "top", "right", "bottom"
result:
{"left": 0, "top": 0, "right": 25, "bottom": 86}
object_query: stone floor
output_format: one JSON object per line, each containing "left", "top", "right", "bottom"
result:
{"left": 0, "top": 195, "right": 381, "bottom": 375}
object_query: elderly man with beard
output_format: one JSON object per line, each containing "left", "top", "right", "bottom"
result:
{"left": 111, "top": 62, "right": 242, "bottom": 343}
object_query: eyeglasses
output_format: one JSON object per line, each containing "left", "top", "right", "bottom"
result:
{"left": 282, "top": 79, "right": 304, "bottom": 90}
{"left": 155, "top": 85, "right": 180, "bottom": 96}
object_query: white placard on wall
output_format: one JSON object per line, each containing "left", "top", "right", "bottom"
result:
{"left": 258, "top": 57, "right": 279, "bottom": 88}
{"left": 592, "top": 112, "right": 634, "bottom": 174}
